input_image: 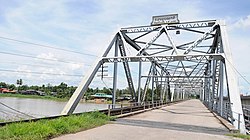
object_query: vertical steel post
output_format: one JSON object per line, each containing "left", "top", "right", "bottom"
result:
{"left": 238, "top": 114, "right": 241, "bottom": 130}
{"left": 164, "top": 77, "right": 168, "bottom": 103}
{"left": 167, "top": 77, "right": 171, "bottom": 102}
{"left": 204, "top": 63, "right": 210, "bottom": 106}
{"left": 108, "top": 104, "right": 111, "bottom": 117}
{"left": 204, "top": 75, "right": 207, "bottom": 103}
{"left": 171, "top": 87, "right": 175, "bottom": 102}
{"left": 142, "top": 65, "right": 153, "bottom": 103}
{"left": 121, "top": 104, "right": 123, "bottom": 115}
{"left": 137, "top": 60, "right": 142, "bottom": 103}
{"left": 219, "top": 62, "right": 224, "bottom": 116}
{"left": 201, "top": 80, "right": 204, "bottom": 101}
{"left": 112, "top": 37, "right": 119, "bottom": 107}
{"left": 160, "top": 69, "right": 163, "bottom": 103}
{"left": 182, "top": 89, "right": 185, "bottom": 100}
{"left": 207, "top": 62, "right": 211, "bottom": 109}
{"left": 211, "top": 60, "right": 216, "bottom": 110}
{"left": 151, "top": 62, "right": 155, "bottom": 106}
{"left": 176, "top": 84, "right": 180, "bottom": 100}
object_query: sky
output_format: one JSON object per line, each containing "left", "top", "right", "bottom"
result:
{"left": 0, "top": 0, "right": 250, "bottom": 93}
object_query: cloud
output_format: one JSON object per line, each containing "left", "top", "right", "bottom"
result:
{"left": 16, "top": 65, "right": 32, "bottom": 79}
{"left": 36, "top": 52, "right": 57, "bottom": 61}
{"left": 68, "top": 63, "right": 83, "bottom": 71}
{"left": 230, "top": 15, "right": 250, "bottom": 29}
{"left": 0, "top": 0, "right": 249, "bottom": 90}
{"left": 223, "top": 15, "right": 250, "bottom": 93}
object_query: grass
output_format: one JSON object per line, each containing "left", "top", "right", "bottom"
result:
{"left": 0, "top": 93, "right": 68, "bottom": 101}
{"left": 0, "top": 112, "right": 112, "bottom": 140}
{"left": 226, "top": 133, "right": 250, "bottom": 140}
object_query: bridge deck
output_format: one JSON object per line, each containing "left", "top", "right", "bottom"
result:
{"left": 53, "top": 99, "right": 238, "bottom": 140}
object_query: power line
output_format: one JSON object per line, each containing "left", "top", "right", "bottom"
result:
{"left": 0, "top": 61, "right": 55, "bottom": 69}
{"left": 0, "top": 68, "right": 84, "bottom": 77}
{"left": 0, "top": 36, "right": 98, "bottom": 57}
{"left": 0, "top": 110, "right": 27, "bottom": 120}
{"left": 101, "top": 80, "right": 113, "bottom": 94}
{"left": 0, "top": 61, "right": 91, "bottom": 69}
{"left": 0, "top": 101, "right": 35, "bottom": 118}
{"left": 0, "top": 51, "right": 90, "bottom": 65}
{"left": 225, "top": 57, "right": 250, "bottom": 85}
{"left": 0, "top": 109, "right": 30, "bottom": 119}
{"left": 5, "top": 77, "right": 82, "bottom": 86}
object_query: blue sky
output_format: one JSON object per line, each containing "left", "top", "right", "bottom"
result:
{"left": 0, "top": 0, "right": 250, "bottom": 93}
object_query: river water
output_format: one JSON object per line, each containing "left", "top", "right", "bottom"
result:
{"left": 0, "top": 97, "right": 108, "bottom": 121}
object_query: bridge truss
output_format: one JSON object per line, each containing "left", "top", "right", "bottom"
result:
{"left": 61, "top": 19, "right": 245, "bottom": 133}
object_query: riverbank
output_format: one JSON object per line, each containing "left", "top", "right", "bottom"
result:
{"left": 0, "top": 93, "right": 130, "bottom": 104}
{"left": 0, "top": 93, "right": 69, "bottom": 101}
{"left": 0, "top": 112, "right": 112, "bottom": 140}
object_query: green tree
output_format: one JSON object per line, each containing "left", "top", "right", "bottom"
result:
{"left": 0, "top": 82, "right": 7, "bottom": 88}
{"left": 8, "top": 84, "right": 16, "bottom": 90}
{"left": 54, "top": 82, "right": 76, "bottom": 98}
{"left": 16, "top": 79, "right": 23, "bottom": 85}
{"left": 19, "top": 85, "right": 28, "bottom": 91}
{"left": 122, "top": 87, "right": 130, "bottom": 95}
{"left": 30, "top": 85, "right": 39, "bottom": 91}
{"left": 87, "top": 88, "right": 94, "bottom": 93}
{"left": 102, "top": 87, "right": 111, "bottom": 94}
{"left": 58, "top": 82, "right": 67, "bottom": 90}
{"left": 40, "top": 84, "right": 46, "bottom": 92}
{"left": 145, "top": 88, "right": 152, "bottom": 101}
{"left": 56, "top": 88, "right": 65, "bottom": 98}
{"left": 94, "top": 87, "right": 99, "bottom": 93}
{"left": 154, "top": 85, "right": 162, "bottom": 100}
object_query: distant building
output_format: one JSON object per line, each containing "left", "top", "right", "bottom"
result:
{"left": 91, "top": 93, "right": 112, "bottom": 99}
{"left": 0, "top": 88, "right": 16, "bottom": 93}
{"left": 20, "top": 90, "right": 45, "bottom": 96}
{"left": 51, "top": 92, "right": 57, "bottom": 96}
{"left": 90, "top": 93, "right": 112, "bottom": 103}
{"left": 118, "top": 94, "right": 132, "bottom": 101}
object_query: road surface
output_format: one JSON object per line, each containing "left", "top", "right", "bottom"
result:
{"left": 52, "top": 99, "right": 240, "bottom": 140}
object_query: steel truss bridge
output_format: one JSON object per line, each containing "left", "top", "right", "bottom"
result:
{"left": 61, "top": 19, "right": 246, "bottom": 133}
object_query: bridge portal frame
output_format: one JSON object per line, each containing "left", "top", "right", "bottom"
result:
{"left": 61, "top": 19, "right": 245, "bottom": 133}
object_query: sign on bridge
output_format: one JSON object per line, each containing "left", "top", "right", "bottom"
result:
{"left": 151, "top": 14, "right": 179, "bottom": 25}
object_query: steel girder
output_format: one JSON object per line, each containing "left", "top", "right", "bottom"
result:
{"left": 117, "top": 34, "right": 136, "bottom": 101}
{"left": 61, "top": 19, "right": 245, "bottom": 133}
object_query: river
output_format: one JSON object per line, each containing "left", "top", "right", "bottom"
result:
{"left": 0, "top": 97, "right": 108, "bottom": 121}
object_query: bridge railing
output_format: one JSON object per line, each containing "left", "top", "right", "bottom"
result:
{"left": 204, "top": 100, "right": 244, "bottom": 131}
{"left": 106, "top": 100, "right": 185, "bottom": 117}
{"left": 107, "top": 100, "right": 164, "bottom": 116}
{"left": 222, "top": 102, "right": 233, "bottom": 122}
{"left": 220, "top": 102, "right": 244, "bottom": 131}
{"left": 221, "top": 103, "right": 249, "bottom": 131}
{"left": 242, "top": 105, "right": 250, "bottom": 131}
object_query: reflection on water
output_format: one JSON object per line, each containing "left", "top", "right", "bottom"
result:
{"left": 0, "top": 97, "right": 108, "bottom": 121}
